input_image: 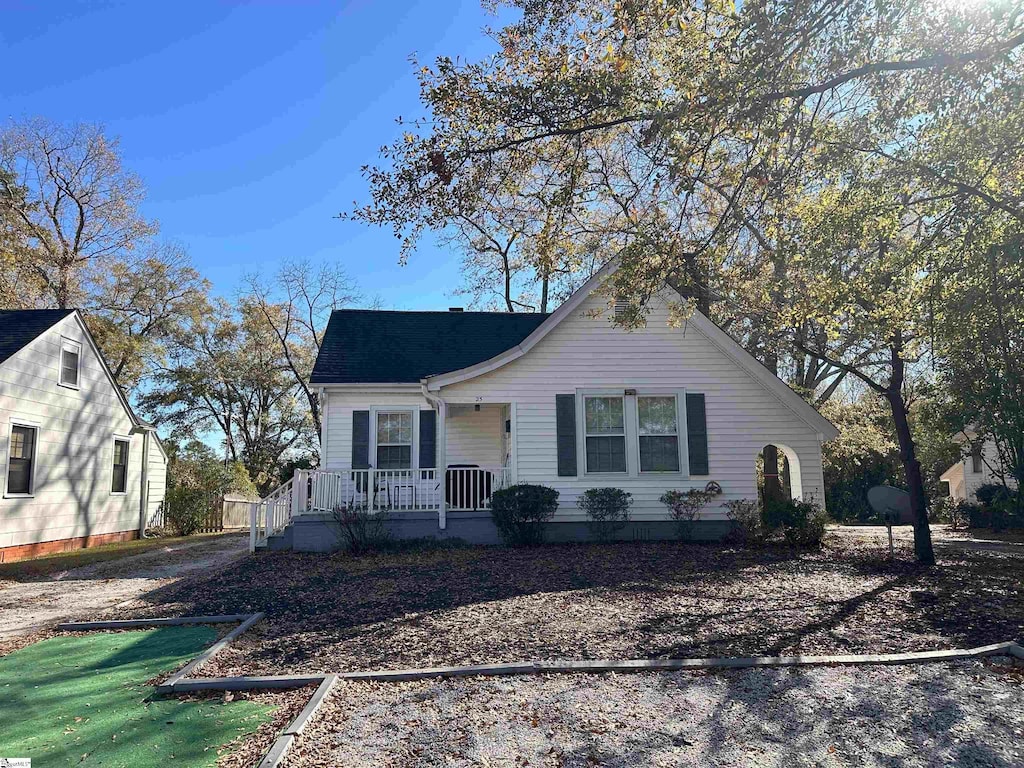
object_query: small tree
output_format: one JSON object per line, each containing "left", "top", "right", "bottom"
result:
{"left": 330, "top": 504, "right": 390, "bottom": 555}
{"left": 577, "top": 488, "right": 632, "bottom": 542}
{"left": 660, "top": 482, "right": 723, "bottom": 541}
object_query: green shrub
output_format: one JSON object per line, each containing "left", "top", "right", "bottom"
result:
{"left": 490, "top": 484, "right": 559, "bottom": 546}
{"left": 164, "top": 486, "right": 209, "bottom": 536}
{"left": 577, "top": 488, "right": 632, "bottom": 542}
{"left": 763, "top": 498, "right": 829, "bottom": 548}
{"left": 975, "top": 483, "right": 1011, "bottom": 508}
{"left": 660, "top": 482, "right": 723, "bottom": 541}
{"left": 723, "top": 499, "right": 765, "bottom": 546}
{"left": 930, "top": 496, "right": 977, "bottom": 531}
{"left": 973, "top": 483, "right": 1023, "bottom": 531}
{"left": 331, "top": 504, "right": 391, "bottom": 555}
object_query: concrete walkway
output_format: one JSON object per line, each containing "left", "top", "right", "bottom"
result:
{"left": 0, "top": 534, "right": 248, "bottom": 640}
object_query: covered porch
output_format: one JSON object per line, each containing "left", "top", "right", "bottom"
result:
{"left": 252, "top": 401, "right": 515, "bottom": 548}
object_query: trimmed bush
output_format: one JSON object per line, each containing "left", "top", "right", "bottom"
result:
{"left": 723, "top": 499, "right": 765, "bottom": 546}
{"left": 975, "top": 483, "right": 1011, "bottom": 508}
{"left": 490, "top": 484, "right": 559, "bottom": 546}
{"left": 578, "top": 488, "right": 632, "bottom": 542}
{"left": 930, "top": 496, "right": 977, "bottom": 531}
{"left": 763, "top": 498, "right": 828, "bottom": 548}
{"left": 331, "top": 504, "right": 391, "bottom": 555}
{"left": 164, "top": 486, "right": 208, "bottom": 536}
{"left": 660, "top": 482, "right": 722, "bottom": 541}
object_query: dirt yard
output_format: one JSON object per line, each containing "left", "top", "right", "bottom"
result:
{"left": 287, "top": 659, "right": 1024, "bottom": 768}
{"left": 99, "top": 528, "right": 1024, "bottom": 679}
{"left": 0, "top": 533, "right": 248, "bottom": 649}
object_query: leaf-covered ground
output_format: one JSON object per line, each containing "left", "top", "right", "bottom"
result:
{"left": 111, "top": 530, "right": 1024, "bottom": 678}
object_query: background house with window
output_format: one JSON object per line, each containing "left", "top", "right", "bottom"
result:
{"left": 940, "top": 433, "right": 1019, "bottom": 503}
{"left": 254, "top": 261, "right": 838, "bottom": 550}
{"left": 0, "top": 309, "right": 167, "bottom": 562}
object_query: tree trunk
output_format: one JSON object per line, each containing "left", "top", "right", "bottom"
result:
{"left": 884, "top": 344, "right": 935, "bottom": 565}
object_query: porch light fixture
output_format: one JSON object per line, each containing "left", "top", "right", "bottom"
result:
{"left": 624, "top": 388, "right": 637, "bottom": 396}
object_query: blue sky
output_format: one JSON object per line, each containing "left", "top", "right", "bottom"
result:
{"left": 0, "top": 0, "right": 507, "bottom": 309}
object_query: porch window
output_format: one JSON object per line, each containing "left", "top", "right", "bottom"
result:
{"left": 376, "top": 411, "right": 412, "bottom": 469}
{"left": 7, "top": 424, "right": 37, "bottom": 495}
{"left": 584, "top": 396, "right": 626, "bottom": 473}
{"left": 111, "top": 438, "right": 129, "bottom": 494}
{"left": 638, "top": 395, "right": 680, "bottom": 472}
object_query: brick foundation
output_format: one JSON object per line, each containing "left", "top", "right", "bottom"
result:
{"left": 0, "top": 529, "right": 139, "bottom": 564}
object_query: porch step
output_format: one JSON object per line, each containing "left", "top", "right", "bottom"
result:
{"left": 265, "top": 524, "right": 294, "bottom": 551}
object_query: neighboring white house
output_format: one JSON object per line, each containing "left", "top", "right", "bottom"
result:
{"left": 940, "top": 433, "right": 1017, "bottom": 503}
{"left": 0, "top": 309, "right": 167, "bottom": 562}
{"left": 253, "top": 262, "right": 839, "bottom": 550}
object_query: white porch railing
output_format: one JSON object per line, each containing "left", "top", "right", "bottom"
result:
{"left": 250, "top": 466, "right": 513, "bottom": 551}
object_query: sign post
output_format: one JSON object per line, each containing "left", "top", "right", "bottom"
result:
{"left": 868, "top": 486, "right": 915, "bottom": 560}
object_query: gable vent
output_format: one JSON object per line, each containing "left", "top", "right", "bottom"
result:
{"left": 613, "top": 298, "right": 629, "bottom": 319}
{"left": 448, "top": 307, "right": 464, "bottom": 312}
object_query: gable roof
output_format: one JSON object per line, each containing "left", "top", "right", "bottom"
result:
{"left": 0, "top": 309, "right": 75, "bottom": 366}
{"left": 0, "top": 308, "right": 150, "bottom": 432}
{"left": 310, "top": 309, "right": 550, "bottom": 384}
{"left": 423, "top": 259, "right": 840, "bottom": 440}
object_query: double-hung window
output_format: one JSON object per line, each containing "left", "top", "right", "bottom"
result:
{"left": 584, "top": 396, "right": 627, "bottom": 473}
{"left": 59, "top": 338, "right": 81, "bottom": 388}
{"left": 376, "top": 411, "right": 413, "bottom": 469}
{"left": 111, "top": 438, "right": 130, "bottom": 494}
{"left": 7, "top": 424, "right": 37, "bottom": 496}
{"left": 638, "top": 395, "right": 680, "bottom": 472}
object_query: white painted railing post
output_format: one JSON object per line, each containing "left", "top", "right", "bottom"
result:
{"left": 263, "top": 499, "right": 271, "bottom": 541}
{"left": 249, "top": 502, "right": 257, "bottom": 552}
{"left": 291, "top": 469, "right": 303, "bottom": 516}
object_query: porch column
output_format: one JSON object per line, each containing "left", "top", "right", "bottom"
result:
{"left": 437, "top": 400, "right": 447, "bottom": 530}
{"left": 509, "top": 401, "right": 518, "bottom": 486}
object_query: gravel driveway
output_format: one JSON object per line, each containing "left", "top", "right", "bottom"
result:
{"left": 289, "top": 660, "right": 1024, "bottom": 768}
{"left": 0, "top": 533, "right": 247, "bottom": 645}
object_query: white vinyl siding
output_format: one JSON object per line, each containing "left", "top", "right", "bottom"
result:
{"left": 0, "top": 315, "right": 147, "bottom": 549}
{"left": 439, "top": 287, "right": 829, "bottom": 521}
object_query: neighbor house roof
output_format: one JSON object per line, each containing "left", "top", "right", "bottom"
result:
{"left": 0, "top": 309, "right": 76, "bottom": 365}
{"left": 310, "top": 309, "right": 551, "bottom": 384}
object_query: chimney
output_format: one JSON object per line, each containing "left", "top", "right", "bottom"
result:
{"left": 448, "top": 307, "right": 464, "bottom": 312}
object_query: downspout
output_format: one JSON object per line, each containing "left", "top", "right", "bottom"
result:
{"left": 318, "top": 387, "right": 328, "bottom": 468}
{"left": 421, "top": 380, "right": 447, "bottom": 530}
{"left": 138, "top": 428, "right": 150, "bottom": 538}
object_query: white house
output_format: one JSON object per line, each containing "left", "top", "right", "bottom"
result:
{"left": 0, "top": 309, "right": 167, "bottom": 562}
{"left": 940, "top": 434, "right": 1018, "bottom": 503}
{"left": 253, "top": 263, "right": 839, "bottom": 550}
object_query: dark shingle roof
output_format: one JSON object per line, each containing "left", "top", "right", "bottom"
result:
{"left": 310, "top": 309, "right": 551, "bottom": 384}
{"left": 0, "top": 309, "right": 76, "bottom": 366}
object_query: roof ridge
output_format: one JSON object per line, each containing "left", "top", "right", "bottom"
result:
{"left": 330, "top": 308, "right": 551, "bottom": 316}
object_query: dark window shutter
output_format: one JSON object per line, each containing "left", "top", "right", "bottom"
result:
{"left": 555, "top": 394, "right": 577, "bottom": 477}
{"left": 419, "top": 410, "right": 436, "bottom": 468}
{"left": 352, "top": 410, "right": 370, "bottom": 469}
{"left": 686, "top": 393, "right": 709, "bottom": 475}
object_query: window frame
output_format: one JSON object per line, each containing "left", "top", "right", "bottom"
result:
{"left": 110, "top": 435, "right": 131, "bottom": 495}
{"left": 635, "top": 393, "right": 684, "bottom": 474}
{"left": 574, "top": 388, "right": 690, "bottom": 479}
{"left": 58, "top": 336, "right": 82, "bottom": 390}
{"left": 970, "top": 444, "right": 983, "bottom": 474}
{"left": 579, "top": 391, "right": 630, "bottom": 476}
{"left": 371, "top": 408, "right": 416, "bottom": 471}
{"left": 5, "top": 419, "right": 40, "bottom": 498}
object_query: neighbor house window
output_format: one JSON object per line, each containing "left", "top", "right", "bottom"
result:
{"left": 111, "top": 438, "right": 129, "bottom": 494}
{"left": 7, "top": 424, "right": 37, "bottom": 496}
{"left": 376, "top": 411, "right": 412, "bottom": 469}
{"left": 638, "top": 395, "right": 680, "bottom": 472}
{"left": 584, "top": 396, "right": 626, "bottom": 473}
{"left": 59, "top": 338, "right": 81, "bottom": 388}
{"left": 971, "top": 445, "right": 983, "bottom": 474}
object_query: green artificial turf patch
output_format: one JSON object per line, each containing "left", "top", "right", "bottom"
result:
{"left": 0, "top": 627, "right": 274, "bottom": 767}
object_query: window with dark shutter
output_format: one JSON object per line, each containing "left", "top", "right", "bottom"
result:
{"left": 685, "top": 393, "right": 709, "bottom": 475}
{"left": 376, "top": 411, "right": 412, "bottom": 469}
{"left": 7, "top": 425, "right": 36, "bottom": 495}
{"left": 111, "top": 438, "right": 129, "bottom": 493}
